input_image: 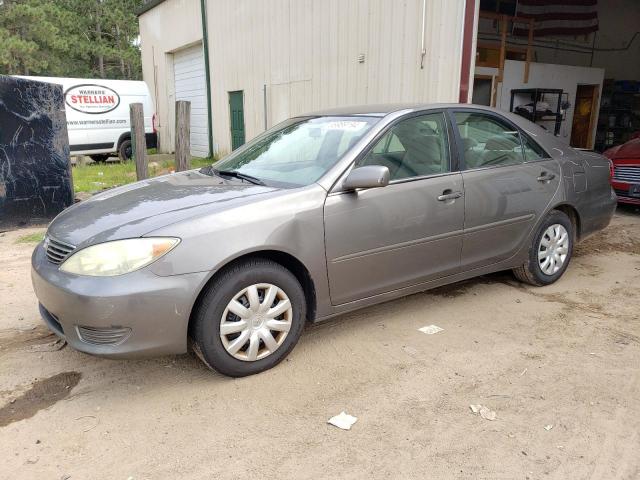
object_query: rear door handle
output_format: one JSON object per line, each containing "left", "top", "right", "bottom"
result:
{"left": 437, "top": 190, "right": 463, "bottom": 201}
{"left": 537, "top": 172, "right": 556, "bottom": 182}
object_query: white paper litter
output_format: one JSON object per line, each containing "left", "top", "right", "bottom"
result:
{"left": 544, "top": 424, "right": 554, "bottom": 431}
{"left": 480, "top": 406, "right": 497, "bottom": 421}
{"left": 328, "top": 412, "right": 358, "bottom": 430}
{"left": 418, "top": 325, "right": 444, "bottom": 335}
{"left": 469, "top": 404, "right": 497, "bottom": 421}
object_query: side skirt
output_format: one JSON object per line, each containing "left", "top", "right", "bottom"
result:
{"left": 313, "top": 254, "right": 527, "bottom": 323}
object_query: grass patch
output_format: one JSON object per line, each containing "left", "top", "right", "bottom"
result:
{"left": 15, "top": 231, "right": 45, "bottom": 244}
{"left": 73, "top": 156, "right": 214, "bottom": 194}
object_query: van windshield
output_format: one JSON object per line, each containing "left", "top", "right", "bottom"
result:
{"left": 210, "top": 116, "right": 379, "bottom": 187}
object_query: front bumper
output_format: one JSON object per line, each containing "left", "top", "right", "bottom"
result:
{"left": 31, "top": 242, "right": 209, "bottom": 358}
{"left": 612, "top": 179, "right": 640, "bottom": 205}
{"left": 613, "top": 189, "right": 640, "bottom": 205}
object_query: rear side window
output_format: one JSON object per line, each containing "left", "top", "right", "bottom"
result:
{"left": 358, "top": 112, "right": 450, "bottom": 181}
{"left": 454, "top": 112, "right": 524, "bottom": 169}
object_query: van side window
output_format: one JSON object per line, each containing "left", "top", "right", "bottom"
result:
{"left": 454, "top": 112, "right": 524, "bottom": 169}
{"left": 358, "top": 113, "right": 450, "bottom": 181}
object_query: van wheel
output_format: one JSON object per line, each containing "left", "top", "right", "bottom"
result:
{"left": 118, "top": 139, "right": 132, "bottom": 161}
{"left": 513, "top": 210, "right": 573, "bottom": 286}
{"left": 90, "top": 154, "right": 109, "bottom": 163}
{"left": 190, "top": 258, "right": 306, "bottom": 377}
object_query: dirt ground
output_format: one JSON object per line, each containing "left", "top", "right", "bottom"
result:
{"left": 1, "top": 207, "right": 639, "bottom": 480}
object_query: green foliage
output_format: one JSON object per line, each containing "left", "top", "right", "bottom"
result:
{"left": 0, "top": 0, "right": 143, "bottom": 79}
{"left": 73, "top": 157, "right": 214, "bottom": 194}
{"left": 15, "top": 231, "right": 45, "bottom": 244}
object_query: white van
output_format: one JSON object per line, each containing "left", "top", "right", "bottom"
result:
{"left": 18, "top": 76, "right": 157, "bottom": 162}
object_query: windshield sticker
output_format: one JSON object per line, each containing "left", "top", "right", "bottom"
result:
{"left": 323, "top": 121, "right": 368, "bottom": 131}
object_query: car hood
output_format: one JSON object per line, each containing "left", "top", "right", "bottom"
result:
{"left": 604, "top": 139, "right": 640, "bottom": 161}
{"left": 47, "top": 169, "right": 280, "bottom": 247}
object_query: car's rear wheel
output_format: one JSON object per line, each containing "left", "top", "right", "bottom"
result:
{"left": 513, "top": 210, "right": 573, "bottom": 286}
{"left": 191, "top": 258, "right": 306, "bottom": 377}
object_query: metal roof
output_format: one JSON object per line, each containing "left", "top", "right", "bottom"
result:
{"left": 302, "top": 103, "right": 503, "bottom": 117}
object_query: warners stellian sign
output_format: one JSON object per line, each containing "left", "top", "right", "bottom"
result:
{"left": 64, "top": 84, "right": 120, "bottom": 114}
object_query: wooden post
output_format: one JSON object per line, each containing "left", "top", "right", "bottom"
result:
{"left": 497, "top": 14, "right": 508, "bottom": 83}
{"left": 175, "top": 100, "right": 191, "bottom": 171}
{"left": 129, "top": 102, "right": 147, "bottom": 180}
{"left": 524, "top": 19, "right": 534, "bottom": 83}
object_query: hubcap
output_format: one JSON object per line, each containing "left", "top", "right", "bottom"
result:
{"left": 538, "top": 224, "right": 569, "bottom": 276}
{"left": 220, "top": 283, "right": 293, "bottom": 362}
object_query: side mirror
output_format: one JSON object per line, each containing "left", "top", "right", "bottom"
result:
{"left": 342, "top": 165, "right": 390, "bottom": 191}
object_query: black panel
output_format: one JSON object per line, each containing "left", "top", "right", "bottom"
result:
{"left": 145, "top": 132, "right": 158, "bottom": 149}
{"left": 0, "top": 75, "right": 74, "bottom": 228}
{"left": 70, "top": 142, "right": 113, "bottom": 152}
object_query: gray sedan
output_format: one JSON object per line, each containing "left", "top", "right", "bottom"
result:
{"left": 32, "top": 104, "right": 616, "bottom": 376}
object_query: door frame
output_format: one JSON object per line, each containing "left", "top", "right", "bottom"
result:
{"left": 571, "top": 84, "right": 599, "bottom": 150}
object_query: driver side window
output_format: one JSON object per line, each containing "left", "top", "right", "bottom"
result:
{"left": 358, "top": 113, "right": 450, "bottom": 181}
{"left": 454, "top": 112, "right": 524, "bottom": 170}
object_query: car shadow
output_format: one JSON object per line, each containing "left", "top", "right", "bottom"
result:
{"left": 56, "top": 271, "right": 519, "bottom": 388}
{"left": 616, "top": 203, "right": 640, "bottom": 216}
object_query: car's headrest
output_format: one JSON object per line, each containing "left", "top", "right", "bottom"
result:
{"left": 485, "top": 135, "right": 518, "bottom": 151}
{"left": 461, "top": 137, "right": 478, "bottom": 151}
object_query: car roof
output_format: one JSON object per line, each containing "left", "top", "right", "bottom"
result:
{"left": 298, "top": 103, "right": 567, "bottom": 158}
{"left": 302, "top": 103, "right": 502, "bottom": 117}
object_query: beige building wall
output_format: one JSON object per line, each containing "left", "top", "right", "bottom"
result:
{"left": 140, "top": 0, "right": 468, "bottom": 155}
{"left": 139, "top": 0, "right": 203, "bottom": 153}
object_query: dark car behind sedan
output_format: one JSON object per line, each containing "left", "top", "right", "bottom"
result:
{"left": 605, "top": 135, "right": 640, "bottom": 205}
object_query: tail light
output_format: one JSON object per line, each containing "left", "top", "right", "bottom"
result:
{"left": 152, "top": 113, "right": 157, "bottom": 134}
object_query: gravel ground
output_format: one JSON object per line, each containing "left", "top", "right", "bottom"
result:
{"left": 0, "top": 207, "right": 639, "bottom": 480}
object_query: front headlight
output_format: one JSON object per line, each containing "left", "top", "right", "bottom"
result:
{"left": 59, "top": 237, "right": 180, "bottom": 276}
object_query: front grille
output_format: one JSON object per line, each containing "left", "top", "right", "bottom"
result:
{"left": 613, "top": 165, "right": 640, "bottom": 183}
{"left": 45, "top": 236, "right": 76, "bottom": 265}
{"left": 76, "top": 325, "right": 131, "bottom": 345}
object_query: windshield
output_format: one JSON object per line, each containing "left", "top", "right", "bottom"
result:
{"left": 211, "top": 116, "right": 379, "bottom": 187}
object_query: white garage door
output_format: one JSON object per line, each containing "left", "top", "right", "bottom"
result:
{"left": 173, "top": 44, "right": 209, "bottom": 157}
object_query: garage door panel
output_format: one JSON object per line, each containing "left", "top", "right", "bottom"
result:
{"left": 174, "top": 76, "right": 206, "bottom": 87}
{"left": 174, "top": 66, "right": 205, "bottom": 77}
{"left": 174, "top": 94, "right": 206, "bottom": 102}
{"left": 174, "top": 50, "right": 204, "bottom": 62}
{"left": 173, "top": 44, "right": 209, "bottom": 157}
{"left": 173, "top": 90, "right": 206, "bottom": 97}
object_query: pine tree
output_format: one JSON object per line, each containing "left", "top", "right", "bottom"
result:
{"left": 0, "top": 0, "right": 143, "bottom": 79}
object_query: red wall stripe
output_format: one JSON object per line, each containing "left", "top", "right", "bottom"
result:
{"left": 459, "top": 0, "right": 476, "bottom": 104}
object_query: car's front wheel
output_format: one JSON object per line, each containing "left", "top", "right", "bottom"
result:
{"left": 513, "top": 209, "right": 573, "bottom": 286}
{"left": 191, "top": 258, "right": 306, "bottom": 377}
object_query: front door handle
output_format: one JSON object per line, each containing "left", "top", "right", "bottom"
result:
{"left": 537, "top": 172, "right": 556, "bottom": 182}
{"left": 437, "top": 190, "right": 463, "bottom": 202}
